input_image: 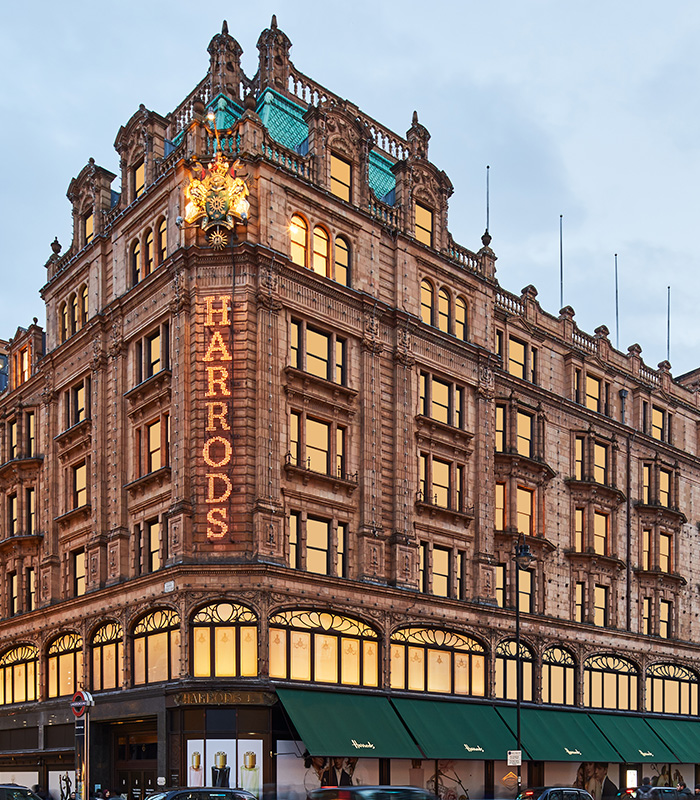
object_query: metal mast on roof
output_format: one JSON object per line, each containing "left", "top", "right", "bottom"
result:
{"left": 486, "top": 165, "right": 490, "bottom": 234}
{"left": 667, "top": 286, "right": 671, "bottom": 362}
{"left": 559, "top": 215, "right": 564, "bottom": 309}
{"left": 615, "top": 254, "right": 619, "bottom": 350}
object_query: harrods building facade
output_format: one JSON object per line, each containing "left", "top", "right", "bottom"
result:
{"left": 4, "top": 17, "right": 700, "bottom": 800}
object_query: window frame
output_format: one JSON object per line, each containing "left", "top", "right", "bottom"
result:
{"left": 290, "top": 319, "right": 345, "bottom": 385}
{"left": 330, "top": 153, "right": 352, "bottom": 202}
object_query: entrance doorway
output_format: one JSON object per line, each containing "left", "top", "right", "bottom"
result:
{"left": 114, "top": 729, "right": 158, "bottom": 800}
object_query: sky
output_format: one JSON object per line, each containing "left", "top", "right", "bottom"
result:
{"left": 2, "top": 1, "right": 700, "bottom": 375}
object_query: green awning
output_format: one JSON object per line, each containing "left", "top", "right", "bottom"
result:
{"left": 392, "top": 698, "right": 515, "bottom": 760}
{"left": 496, "top": 706, "right": 620, "bottom": 762}
{"left": 646, "top": 717, "right": 700, "bottom": 763}
{"left": 589, "top": 713, "right": 678, "bottom": 763}
{"left": 277, "top": 689, "right": 422, "bottom": 758}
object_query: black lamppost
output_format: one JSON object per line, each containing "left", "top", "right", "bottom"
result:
{"left": 514, "top": 536, "right": 535, "bottom": 794}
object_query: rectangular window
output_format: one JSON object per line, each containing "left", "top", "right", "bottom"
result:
{"left": 147, "top": 419, "right": 162, "bottom": 472}
{"left": 495, "top": 405, "right": 505, "bottom": 452}
{"left": 518, "top": 568, "right": 533, "bottom": 613}
{"left": 306, "top": 418, "right": 330, "bottom": 474}
{"left": 432, "top": 546, "right": 450, "bottom": 597}
{"left": 306, "top": 517, "right": 330, "bottom": 575}
{"left": 430, "top": 377, "right": 450, "bottom": 424}
{"left": 574, "top": 508, "right": 584, "bottom": 552}
{"left": 337, "top": 522, "right": 347, "bottom": 578}
{"left": 516, "top": 486, "right": 534, "bottom": 535}
{"left": 456, "top": 551, "right": 464, "bottom": 599}
{"left": 8, "top": 494, "right": 18, "bottom": 535}
{"left": 291, "top": 320, "right": 345, "bottom": 384}
{"left": 146, "top": 330, "right": 162, "bottom": 377}
{"left": 26, "top": 567, "right": 35, "bottom": 612}
{"left": 419, "top": 542, "right": 428, "bottom": 592}
{"left": 26, "top": 487, "right": 35, "bottom": 534}
{"left": 496, "top": 330, "right": 504, "bottom": 361}
{"left": 415, "top": 202, "right": 433, "bottom": 247}
{"left": 642, "top": 597, "right": 651, "bottom": 635}
{"left": 289, "top": 512, "right": 299, "bottom": 569}
{"left": 330, "top": 153, "right": 352, "bottom": 202}
{"left": 508, "top": 338, "right": 526, "bottom": 379}
{"left": 585, "top": 375, "right": 601, "bottom": 412}
{"left": 135, "top": 323, "right": 170, "bottom": 385}
{"left": 73, "top": 462, "right": 87, "bottom": 508}
{"left": 495, "top": 564, "right": 506, "bottom": 608}
{"left": 593, "top": 443, "right": 608, "bottom": 484}
{"left": 73, "top": 550, "right": 85, "bottom": 597}
{"left": 134, "top": 160, "right": 145, "bottom": 198}
{"left": 593, "top": 511, "right": 608, "bottom": 556}
{"left": 495, "top": 483, "right": 506, "bottom": 530}
{"left": 432, "top": 458, "right": 450, "bottom": 508}
{"left": 575, "top": 582, "right": 585, "bottom": 622}
{"left": 8, "top": 420, "right": 17, "bottom": 461}
{"left": 651, "top": 406, "right": 670, "bottom": 442}
{"left": 8, "top": 572, "right": 17, "bottom": 616}
{"left": 659, "top": 599, "right": 671, "bottom": 639}
{"left": 642, "top": 528, "right": 651, "bottom": 571}
{"left": 26, "top": 411, "right": 35, "bottom": 457}
{"left": 574, "top": 437, "right": 583, "bottom": 480}
{"left": 13, "top": 346, "right": 30, "bottom": 388}
{"left": 659, "top": 468, "right": 671, "bottom": 507}
{"left": 147, "top": 520, "right": 160, "bottom": 572}
{"left": 642, "top": 464, "right": 651, "bottom": 504}
{"left": 593, "top": 584, "right": 608, "bottom": 627}
{"left": 516, "top": 411, "right": 533, "bottom": 457}
{"left": 659, "top": 532, "right": 672, "bottom": 573}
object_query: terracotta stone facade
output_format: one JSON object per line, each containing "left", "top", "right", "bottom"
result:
{"left": 2, "top": 17, "right": 700, "bottom": 800}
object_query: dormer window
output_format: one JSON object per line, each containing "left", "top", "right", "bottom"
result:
{"left": 133, "top": 160, "right": 145, "bottom": 199}
{"left": 330, "top": 153, "right": 351, "bottom": 202}
{"left": 415, "top": 201, "right": 433, "bottom": 247}
{"left": 84, "top": 213, "right": 94, "bottom": 245}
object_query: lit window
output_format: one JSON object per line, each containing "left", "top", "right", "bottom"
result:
{"left": 495, "top": 405, "right": 505, "bottom": 452}
{"left": 337, "top": 522, "right": 347, "bottom": 578}
{"left": 0, "top": 645, "right": 38, "bottom": 705}
{"left": 495, "top": 640, "right": 533, "bottom": 701}
{"left": 391, "top": 627, "right": 485, "bottom": 697}
{"left": 132, "top": 609, "right": 180, "bottom": 685}
{"left": 26, "top": 411, "right": 35, "bottom": 457}
{"left": 330, "top": 153, "right": 351, "bottom": 202}
{"left": 312, "top": 226, "right": 330, "bottom": 276}
{"left": 659, "top": 532, "right": 672, "bottom": 573}
{"left": 7, "top": 494, "right": 17, "bottom": 535}
{"left": 516, "top": 486, "right": 534, "bottom": 535}
{"left": 270, "top": 610, "right": 378, "bottom": 687}
{"left": 431, "top": 547, "right": 450, "bottom": 597}
{"left": 642, "top": 529, "right": 651, "bottom": 570}
{"left": 495, "top": 483, "right": 506, "bottom": 530}
{"left": 73, "top": 550, "right": 85, "bottom": 596}
{"left": 146, "top": 330, "right": 162, "bottom": 378}
{"left": 516, "top": 411, "right": 533, "bottom": 457}
{"left": 8, "top": 420, "right": 17, "bottom": 461}
{"left": 146, "top": 519, "right": 161, "bottom": 572}
{"left": 415, "top": 202, "right": 433, "bottom": 247}
{"left": 585, "top": 375, "right": 601, "bottom": 412}
{"left": 13, "top": 346, "right": 30, "bottom": 387}
{"left": 192, "top": 603, "right": 258, "bottom": 678}
{"left": 131, "top": 240, "right": 141, "bottom": 285}
{"left": 583, "top": 653, "right": 638, "bottom": 710}
{"left": 334, "top": 236, "right": 350, "bottom": 286}
{"left": 134, "top": 161, "right": 145, "bottom": 199}
{"left": 419, "top": 454, "right": 464, "bottom": 511}
{"left": 420, "top": 279, "right": 434, "bottom": 325}
{"left": 455, "top": 297, "right": 468, "bottom": 341}
{"left": 593, "top": 585, "right": 608, "bottom": 627}
{"left": 659, "top": 468, "right": 671, "bottom": 507}
{"left": 290, "top": 320, "right": 345, "bottom": 384}
{"left": 574, "top": 582, "right": 585, "bottom": 622}
{"left": 84, "top": 213, "right": 94, "bottom": 245}
{"left": 91, "top": 622, "right": 124, "bottom": 692}
{"left": 73, "top": 462, "right": 87, "bottom": 508}
{"left": 25, "top": 488, "right": 35, "bottom": 534}
{"left": 495, "top": 564, "right": 506, "bottom": 607}
{"left": 146, "top": 418, "right": 167, "bottom": 473}
{"left": 651, "top": 406, "right": 670, "bottom": 441}
{"left": 60, "top": 302, "right": 68, "bottom": 343}
{"left": 307, "top": 517, "right": 330, "bottom": 575}
{"left": 70, "top": 294, "right": 78, "bottom": 335}
{"left": 593, "top": 511, "right": 608, "bottom": 555}
{"left": 508, "top": 339, "right": 526, "bottom": 379}
{"left": 144, "top": 230, "right": 154, "bottom": 276}
{"left": 8, "top": 572, "right": 17, "bottom": 616}
{"left": 420, "top": 373, "right": 464, "bottom": 428}
{"left": 646, "top": 663, "right": 698, "bottom": 715}
{"left": 518, "top": 568, "right": 533, "bottom": 613}
{"left": 660, "top": 599, "right": 672, "bottom": 639}
{"left": 157, "top": 218, "right": 168, "bottom": 263}
{"left": 26, "top": 567, "right": 35, "bottom": 612}
{"left": 574, "top": 508, "right": 584, "bottom": 551}
{"left": 642, "top": 597, "right": 651, "bottom": 635}
{"left": 47, "top": 633, "right": 83, "bottom": 698}
{"left": 80, "top": 285, "right": 89, "bottom": 326}
{"left": 290, "top": 215, "right": 307, "bottom": 266}
{"left": 642, "top": 464, "right": 651, "bottom": 504}
{"left": 438, "top": 288, "right": 450, "bottom": 333}
{"left": 594, "top": 443, "right": 608, "bottom": 484}
{"left": 542, "top": 646, "right": 576, "bottom": 705}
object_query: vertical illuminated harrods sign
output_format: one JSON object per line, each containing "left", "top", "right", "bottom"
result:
{"left": 184, "top": 150, "right": 251, "bottom": 540}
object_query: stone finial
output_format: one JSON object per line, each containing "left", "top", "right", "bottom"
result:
{"left": 559, "top": 305, "right": 575, "bottom": 320}
{"left": 244, "top": 92, "right": 256, "bottom": 111}
{"left": 208, "top": 21, "right": 243, "bottom": 98}
{"left": 658, "top": 360, "right": 671, "bottom": 374}
{"left": 51, "top": 237, "right": 62, "bottom": 255}
{"left": 627, "top": 343, "right": 642, "bottom": 357}
{"left": 521, "top": 285, "right": 538, "bottom": 300}
{"left": 407, "top": 110, "right": 430, "bottom": 160}
{"left": 257, "top": 16, "right": 292, "bottom": 93}
{"left": 481, "top": 230, "right": 492, "bottom": 247}
{"left": 594, "top": 325, "right": 610, "bottom": 339}
{"left": 271, "top": 14, "right": 277, "bottom": 28}
{"left": 222, "top": 20, "right": 229, "bottom": 35}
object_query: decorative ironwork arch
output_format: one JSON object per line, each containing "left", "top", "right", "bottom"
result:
{"left": 192, "top": 603, "right": 258, "bottom": 679}
{"left": 542, "top": 646, "right": 576, "bottom": 706}
{"left": 584, "top": 653, "right": 638, "bottom": 710}
{"left": 646, "top": 662, "right": 699, "bottom": 715}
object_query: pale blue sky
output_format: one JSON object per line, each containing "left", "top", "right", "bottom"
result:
{"left": 2, "top": 1, "right": 700, "bottom": 374}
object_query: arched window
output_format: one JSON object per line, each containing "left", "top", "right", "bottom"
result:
{"left": 133, "top": 609, "right": 180, "bottom": 685}
{"left": 269, "top": 610, "right": 378, "bottom": 687}
{"left": 420, "top": 280, "right": 434, "bottom": 326}
{"left": 290, "top": 215, "right": 308, "bottom": 267}
{"left": 312, "top": 227, "right": 330, "bottom": 276}
{"left": 157, "top": 218, "right": 167, "bottom": 264}
{"left": 438, "top": 288, "right": 450, "bottom": 333}
{"left": 334, "top": 236, "right": 350, "bottom": 286}
{"left": 131, "top": 240, "right": 142, "bottom": 286}
{"left": 70, "top": 294, "right": 78, "bottom": 335}
{"left": 455, "top": 297, "right": 468, "bottom": 341}
{"left": 583, "top": 653, "right": 638, "bottom": 710}
{"left": 646, "top": 663, "right": 699, "bottom": 715}
{"left": 390, "top": 627, "right": 486, "bottom": 697}
{"left": 92, "top": 622, "right": 123, "bottom": 692}
{"left": 144, "top": 230, "right": 154, "bottom": 276}
{"left": 47, "top": 633, "right": 83, "bottom": 698}
{"left": 192, "top": 602, "right": 258, "bottom": 678}
{"left": 542, "top": 646, "right": 576, "bottom": 705}
{"left": 60, "top": 302, "right": 68, "bottom": 343}
{"left": 80, "top": 285, "right": 89, "bottom": 327}
{"left": 0, "top": 645, "right": 38, "bottom": 704}
{"left": 495, "top": 639, "right": 534, "bottom": 701}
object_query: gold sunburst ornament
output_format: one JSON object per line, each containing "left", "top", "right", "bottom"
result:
{"left": 183, "top": 151, "right": 250, "bottom": 246}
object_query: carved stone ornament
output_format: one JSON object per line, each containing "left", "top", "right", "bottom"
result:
{"left": 478, "top": 364, "right": 495, "bottom": 399}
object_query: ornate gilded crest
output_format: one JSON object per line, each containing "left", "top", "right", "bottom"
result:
{"left": 184, "top": 152, "right": 250, "bottom": 249}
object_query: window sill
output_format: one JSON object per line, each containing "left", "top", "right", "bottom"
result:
{"left": 634, "top": 567, "right": 686, "bottom": 587}
{"left": 125, "top": 466, "right": 172, "bottom": 495}
{"left": 284, "top": 460, "right": 358, "bottom": 493}
{"left": 0, "top": 455, "right": 43, "bottom": 480}
{"left": 415, "top": 498, "right": 474, "bottom": 527}
{"left": 55, "top": 503, "right": 92, "bottom": 529}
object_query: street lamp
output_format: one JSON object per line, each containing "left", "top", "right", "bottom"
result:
{"left": 514, "top": 535, "right": 535, "bottom": 795}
